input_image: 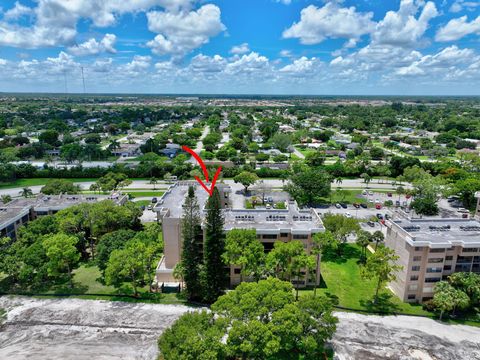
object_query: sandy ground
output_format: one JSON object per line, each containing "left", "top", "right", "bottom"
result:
{"left": 0, "top": 296, "right": 192, "bottom": 360}
{"left": 0, "top": 296, "right": 479, "bottom": 360}
{"left": 333, "top": 312, "right": 480, "bottom": 360}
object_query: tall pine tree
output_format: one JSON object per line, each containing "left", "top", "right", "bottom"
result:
{"left": 201, "top": 187, "right": 227, "bottom": 303}
{"left": 180, "top": 186, "right": 202, "bottom": 301}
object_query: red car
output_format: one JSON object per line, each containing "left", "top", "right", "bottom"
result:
{"left": 375, "top": 204, "right": 382, "bottom": 210}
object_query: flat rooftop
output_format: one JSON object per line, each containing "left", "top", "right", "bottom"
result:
{"left": 224, "top": 206, "right": 324, "bottom": 233}
{"left": 391, "top": 218, "right": 480, "bottom": 247}
{"left": 158, "top": 182, "right": 324, "bottom": 233}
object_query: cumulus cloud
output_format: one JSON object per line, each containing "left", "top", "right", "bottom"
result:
{"left": 282, "top": 3, "right": 375, "bottom": 46}
{"left": 146, "top": 4, "right": 225, "bottom": 57}
{"left": 371, "top": 0, "right": 438, "bottom": 48}
{"left": 436, "top": 15, "right": 480, "bottom": 41}
{"left": 230, "top": 43, "right": 250, "bottom": 55}
{"left": 279, "top": 57, "right": 319, "bottom": 75}
{"left": 0, "top": 0, "right": 194, "bottom": 48}
{"left": 449, "top": 0, "right": 480, "bottom": 13}
{"left": 68, "top": 34, "right": 117, "bottom": 56}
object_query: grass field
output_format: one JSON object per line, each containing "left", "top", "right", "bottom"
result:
{"left": 299, "top": 244, "right": 431, "bottom": 316}
{"left": 319, "top": 189, "right": 366, "bottom": 204}
{"left": 126, "top": 191, "right": 165, "bottom": 198}
{"left": 0, "top": 178, "right": 99, "bottom": 189}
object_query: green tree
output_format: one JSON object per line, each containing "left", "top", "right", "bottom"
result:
{"left": 19, "top": 187, "right": 33, "bottom": 198}
{"left": 448, "top": 272, "right": 480, "bottom": 306}
{"left": 223, "top": 229, "right": 265, "bottom": 282}
{"left": 96, "top": 229, "right": 137, "bottom": 274}
{"left": 322, "top": 214, "right": 360, "bottom": 250}
{"left": 371, "top": 230, "right": 385, "bottom": 250}
{"left": 1, "top": 194, "right": 12, "bottom": 204}
{"left": 43, "top": 234, "right": 80, "bottom": 288}
{"left": 105, "top": 240, "right": 147, "bottom": 296}
{"left": 361, "top": 246, "right": 402, "bottom": 303}
{"left": 201, "top": 187, "right": 227, "bottom": 303}
{"left": 180, "top": 186, "right": 203, "bottom": 301}
{"left": 149, "top": 177, "right": 159, "bottom": 190}
{"left": 233, "top": 171, "right": 259, "bottom": 194}
{"left": 285, "top": 165, "right": 332, "bottom": 206}
{"left": 271, "top": 133, "right": 292, "bottom": 152}
{"left": 40, "top": 179, "right": 81, "bottom": 195}
{"left": 355, "top": 230, "right": 371, "bottom": 264}
{"left": 311, "top": 231, "right": 336, "bottom": 297}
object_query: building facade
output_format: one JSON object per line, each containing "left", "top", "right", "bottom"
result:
{"left": 154, "top": 182, "right": 324, "bottom": 287}
{"left": 385, "top": 217, "right": 480, "bottom": 303}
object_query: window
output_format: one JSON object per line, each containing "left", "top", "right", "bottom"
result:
{"left": 474, "top": 256, "right": 480, "bottom": 263}
{"left": 445, "top": 256, "right": 453, "bottom": 261}
{"left": 414, "top": 247, "right": 422, "bottom": 251}
{"left": 413, "top": 256, "right": 422, "bottom": 262}
{"left": 463, "top": 248, "right": 479, "bottom": 253}
{"left": 234, "top": 268, "right": 241, "bottom": 274}
{"left": 411, "top": 265, "right": 420, "bottom": 271}
{"left": 422, "top": 297, "right": 433, "bottom": 302}
{"left": 428, "top": 258, "right": 444, "bottom": 263}
{"left": 280, "top": 233, "right": 289, "bottom": 238}
{"left": 408, "top": 284, "right": 418, "bottom": 291}
{"left": 426, "top": 267, "right": 442, "bottom": 273}
{"left": 262, "top": 234, "right": 277, "bottom": 239}
{"left": 443, "top": 265, "right": 452, "bottom": 271}
{"left": 425, "top": 277, "right": 441, "bottom": 283}
{"left": 407, "top": 294, "right": 416, "bottom": 300}
{"left": 457, "top": 256, "right": 473, "bottom": 264}
{"left": 410, "top": 275, "right": 419, "bottom": 281}
{"left": 293, "top": 234, "right": 308, "bottom": 240}
{"left": 429, "top": 248, "right": 445, "bottom": 253}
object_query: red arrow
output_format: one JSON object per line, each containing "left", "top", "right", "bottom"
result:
{"left": 182, "top": 145, "right": 222, "bottom": 196}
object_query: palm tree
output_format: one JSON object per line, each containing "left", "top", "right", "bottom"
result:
{"left": 356, "top": 230, "right": 371, "bottom": 263}
{"left": 371, "top": 230, "right": 385, "bottom": 251}
{"left": 19, "top": 187, "right": 33, "bottom": 198}
{"left": 1, "top": 194, "right": 12, "bottom": 204}
{"left": 108, "top": 139, "right": 120, "bottom": 152}
{"left": 149, "top": 177, "right": 158, "bottom": 190}
{"left": 396, "top": 186, "right": 405, "bottom": 201}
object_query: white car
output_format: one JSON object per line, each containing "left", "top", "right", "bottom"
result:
{"left": 345, "top": 212, "right": 352, "bottom": 218}
{"left": 375, "top": 198, "right": 380, "bottom": 204}
{"left": 362, "top": 190, "right": 367, "bottom": 195}
{"left": 266, "top": 204, "right": 271, "bottom": 209}
{"left": 368, "top": 199, "right": 374, "bottom": 203}
{"left": 368, "top": 191, "right": 374, "bottom": 196}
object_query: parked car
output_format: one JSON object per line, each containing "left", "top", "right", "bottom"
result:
{"left": 360, "top": 203, "right": 368, "bottom": 209}
{"left": 346, "top": 212, "right": 352, "bottom": 218}
{"left": 147, "top": 204, "right": 152, "bottom": 210}
{"left": 462, "top": 213, "right": 469, "bottom": 218}
{"left": 375, "top": 198, "right": 380, "bottom": 204}
{"left": 140, "top": 205, "right": 146, "bottom": 211}
{"left": 151, "top": 197, "right": 158, "bottom": 204}
{"left": 368, "top": 191, "right": 374, "bottom": 196}
{"left": 362, "top": 190, "right": 367, "bottom": 195}
{"left": 375, "top": 204, "right": 382, "bottom": 210}
{"left": 395, "top": 200, "right": 401, "bottom": 207}
{"left": 267, "top": 197, "right": 273, "bottom": 203}
{"left": 368, "top": 199, "right": 374, "bottom": 204}
{"left": 402, "top": 201, "right": 407, "bottom": 206}
{"left": 384, "top": 214, "right": 390, "bottom": 220}
{"left": 266, "top": 204, "right": 271, "bottom": 209}
{"left": 367, "top": 221, "right": 375, "bottom": 227}
{"left": 406, "top": 194, "right": 412, "bottom": 199}
{"left": 387, "top": 192, "right": 393, "bottom": 197}
{"left": 340, "top": 203, "right": 348, "bottom": 209}
{"left": 353, "top": 203, "right": 360, "bottom": 209}
{"left": 335, "top": 203, "right": 342, "bottom": 209}
{"left": 376, "top": 213, "right": 383, "bottom": 219}
{"left": 457, "top": 208, "right": 470, "bottom": 214}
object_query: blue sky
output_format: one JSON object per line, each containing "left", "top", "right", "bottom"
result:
{"left": 0, "top": 0, "right": 479, "bottom": 94}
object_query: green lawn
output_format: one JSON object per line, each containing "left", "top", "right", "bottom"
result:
{"left": 319, "top": 189, "right": 366, "bottom": 204}
{"left": 299, "top": 244, "right": 430, "bottom": 316}
{"left": 127, "top": 191, "right": 165, "bottom": 198}
{"left": 0, "top": 178, "right": 98, "bottom": 189}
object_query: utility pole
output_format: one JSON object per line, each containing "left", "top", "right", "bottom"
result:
{"left": 81, "top": 66, "right": 86, "bottom": 94}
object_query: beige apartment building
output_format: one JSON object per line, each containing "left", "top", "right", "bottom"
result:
{"left": 154, "top": 182, "right": 324, "bottom": 287}
{"left": 385, "top": 217, "right": 480, "bottom": 303}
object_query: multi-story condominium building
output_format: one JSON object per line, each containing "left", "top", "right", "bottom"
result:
{"left": 385, "top": 217, "right": 480, "bottom": 303}
{"left": 475, "top": 192, "right": 480, "bottom": 219}
{"left": 0, "top": 193, "right": 128, "bottom": 240}
{"left": 154, "top": 182, "right": 324, "bottom": 287}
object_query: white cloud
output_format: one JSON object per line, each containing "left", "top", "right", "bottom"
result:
{"left": 225, "top": 52, "right": 270, "bottom": 75}
{"left": 0, "top": 0, "right": 195, "bottom": 48}
{"left": 0, "top": 59, "right": 7, "bottom": 65}
{"left": 146, "top": 4, "right": 225, "bottom": 56}
{"left": 436, "top": 15, "right": 480, "bottom": 41}
{"left": 68, "top": 34, "right": 117, "bottom": 56}
{"left": 3, "top": 1, "right": 33, "bottom": 20}
{"left": 282, "top": 3, "right": 375, "bottom": 45}
{"left": 371, "top": 0, "right": 438, "bottom": 48}
{"left": 230, "top": 43, "right": 250, "bottom": 55}
{"left": 190, "top": 54, "right": 226, "bottom": 73}
{"left": 449, "top": 0, "right": 480, "bottom": 13}
{"left": 279, "top": 56, "right": 319, "bottom": 74}
{"left": 92, "top": 58, "right": 113, "bottom": 73}
{"left": 279, "top": 50, "right": 292, "bottom": 58}
{"left": 123, "top": 55, "right": 152, "bottom": 74}
{"left": 276, "top": 0, "right": 292, "bottom": 5}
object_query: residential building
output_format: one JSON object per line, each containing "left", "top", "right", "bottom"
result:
{"left": 385, "top": 217, "right": 480, "bottom": 303}
{"left": 110, "top": 143, "right": 141, "bottom": 158}
{"left": 0, "top": 193, "right": 128, "bottom": 240}
{"left": 154, "top": 182, "right": 324, "bottom": 287}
